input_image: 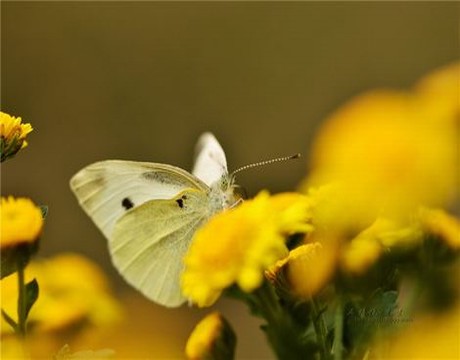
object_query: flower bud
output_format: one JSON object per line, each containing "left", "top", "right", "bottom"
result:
{"left": 185, "top": 312, "right": 236, "bottom": 360}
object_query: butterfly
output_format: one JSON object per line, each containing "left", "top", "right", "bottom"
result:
{"left": 70, "top": 133, "right": 239, "bottom": 307}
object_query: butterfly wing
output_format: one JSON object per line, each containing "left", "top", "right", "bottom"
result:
{"left": 70, "top": 160, "right": 208, "bottom": 239}
{"left": 192, "top": 132, "right": 228, "bottom": 186}
{"left": 111, "top": 188, "right": 211, "bottom": 307}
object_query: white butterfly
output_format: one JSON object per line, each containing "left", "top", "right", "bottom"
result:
{"left": 70, "top": 133, "right": 239, "bottom": 307}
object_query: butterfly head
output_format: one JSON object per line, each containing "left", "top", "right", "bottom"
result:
{"left": 217, "top": 153, "right": 301, "bottom": 209}
{"left": 207, "top": 173, "right": 240, "bottom": 211}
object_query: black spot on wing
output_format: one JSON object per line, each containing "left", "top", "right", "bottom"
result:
{"left": 122, "top": 197, "right": 134, "bottom": 210}
{"left": 175, "top": 194, "right": 188, "bottom": 209}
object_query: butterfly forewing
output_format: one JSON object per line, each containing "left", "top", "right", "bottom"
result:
{"left": 192, "top": 132, "right": 228, "bottom": 187}
{"left": 70, "top": 133, "right": 233, "bottom": 307}
{"left": 111, "top": 189, "right": 211, "bottom": 307}
{"left": 70, "top": 160, "right": 208, "bottom": 239}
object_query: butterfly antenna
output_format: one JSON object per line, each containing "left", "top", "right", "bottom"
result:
{"left": 231, "top": 153, "right": 301, "bottom": 177}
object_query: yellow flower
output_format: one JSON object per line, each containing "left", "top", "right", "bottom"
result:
{"left": 0, "top": 111, "right": 33, "bottom": 161}
{"left": 266, "top": 242, "right": 337, "bottom": 299}
{"left": 341, "top": 236, "right": 383, "bottom": 275}
{"left": 181, "top": 191, "right": 314, "bottom": 307}
{"left": 306, "top": 184, "right": 375, "bottom": 233}
{"left": 419, "top": 207, "right": 460, "bottom": 250}
{"left": 302, "top": 188, "right": 423, "bottom": 276}
{"left": 341, "top": 218, "right": 422, "bottom": 274}
{"left": 267, "top": 192, "right": 315, "bottom": 234}
{"left": 185, "top": 312, "right": 236, "bottom": 360}
{"left": 1, "top": 196, "right": 43, "bottom": 278}
{"left": 0, "top": 196, "right": 43, "bottom": 248}
{"left": 0, "top": 253, "right": 122, "bottom": 334}
{"left": 302, "top": 63, "right": 458, "bottom": 224}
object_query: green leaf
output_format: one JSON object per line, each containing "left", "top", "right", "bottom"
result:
{"left": 1, "top": 309, "right": 18, "bottom": 332}
{"left": 39, "top": 205, "right": 49, "bottom": 219}
{"left": 376, "top": 290, "right": 398, "bottom": 316}
{"left": 0, "top": 244, "right": 36, "bottom": 279}
{"left": 343, "top": 289, "right": 400, "bottom": 358}
{"left": 0, "top": 248, "right": 19, "bottom": 279}
{"left": 24, "top": 279, "right": 39, "bottom": 319}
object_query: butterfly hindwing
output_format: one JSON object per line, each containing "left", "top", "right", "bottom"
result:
{"left": 70, "top": 160, "right": 208, "bottom": 239}
{"left": 111, "top": 188, "right": 211, "bottom": 307}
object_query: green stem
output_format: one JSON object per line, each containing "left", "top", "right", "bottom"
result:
{"left": 333, "top": 300, "right": 344, "bottom": 360}
{"left": 311, "top": 298, "right": 329, "bottom": 360}
{"left": 251, "top": 281, "right": 306, "bottom": 360}
{"left": 17, "top": 262, "right": 27, "bottom": 337}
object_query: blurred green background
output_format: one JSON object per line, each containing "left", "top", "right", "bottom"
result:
{"left": 2, "top": 2, "right": 458, "bottom": 358}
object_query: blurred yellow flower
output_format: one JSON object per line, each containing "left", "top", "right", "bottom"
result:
{"left": 267, "top": 192, "right": 315, "bottom": 235}
{"left": 267, "top": 242, "right": 337, "bottom": 299}
{"left": 185, "top": 312, "right": 236, "bottom": 360}
{"left": 0, "top": 196, "right": 43, "bottom": 248}
{"left": 415, "top": 62, "right": 460, "bottom": 126}
{"left": 370, "top": 303, "right": 460, "bottom": 359}
{"left": 0, "top": 111, "right": 33, "bottom": 161}
{"left": 341, "top": 217, "right": 422, "bottom": 274}
{"left": 374, "top": 219, "right": 423, "bottom": 249}
{"left": 0, "top": 253, "right": 121, "bottom": 334}
{"left": 419, "top": 207, "right": 460, "bottom": 250}
{"left": 181, "top": 191, "right": 314, "bottom": 307}
{"left": 302, "top": 63, "right": 458, "bottom": 224}
{"left": 0, "top": 337, "right": 28, "bottom": 359}
{"left": 306, "top": 184, "right": 374, "bottom": 233}
{"left": 341, "top": 236, "right": 382, "bottom": 275}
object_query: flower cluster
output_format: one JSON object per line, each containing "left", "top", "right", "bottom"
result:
{"left": 1, "top": 253, "right": 121, "bottom": 334}
{"left": 1, "top": 112, "right": 121, "bottom": 359}
{"left": 4, "top": 61, "right": 458, "bottom": 359}
{"left": 181, "top": 63, "right": 459, "bottom": 359}
{"left": 181, "top": 191, "right": 314, "bottom": 307}
{"left": 303, "top": 65, "right": 458, "bottom": 223}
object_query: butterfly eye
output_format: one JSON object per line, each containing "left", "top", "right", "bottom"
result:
{"left": 219, "top": 176, "right": 229, "bottom": 189}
